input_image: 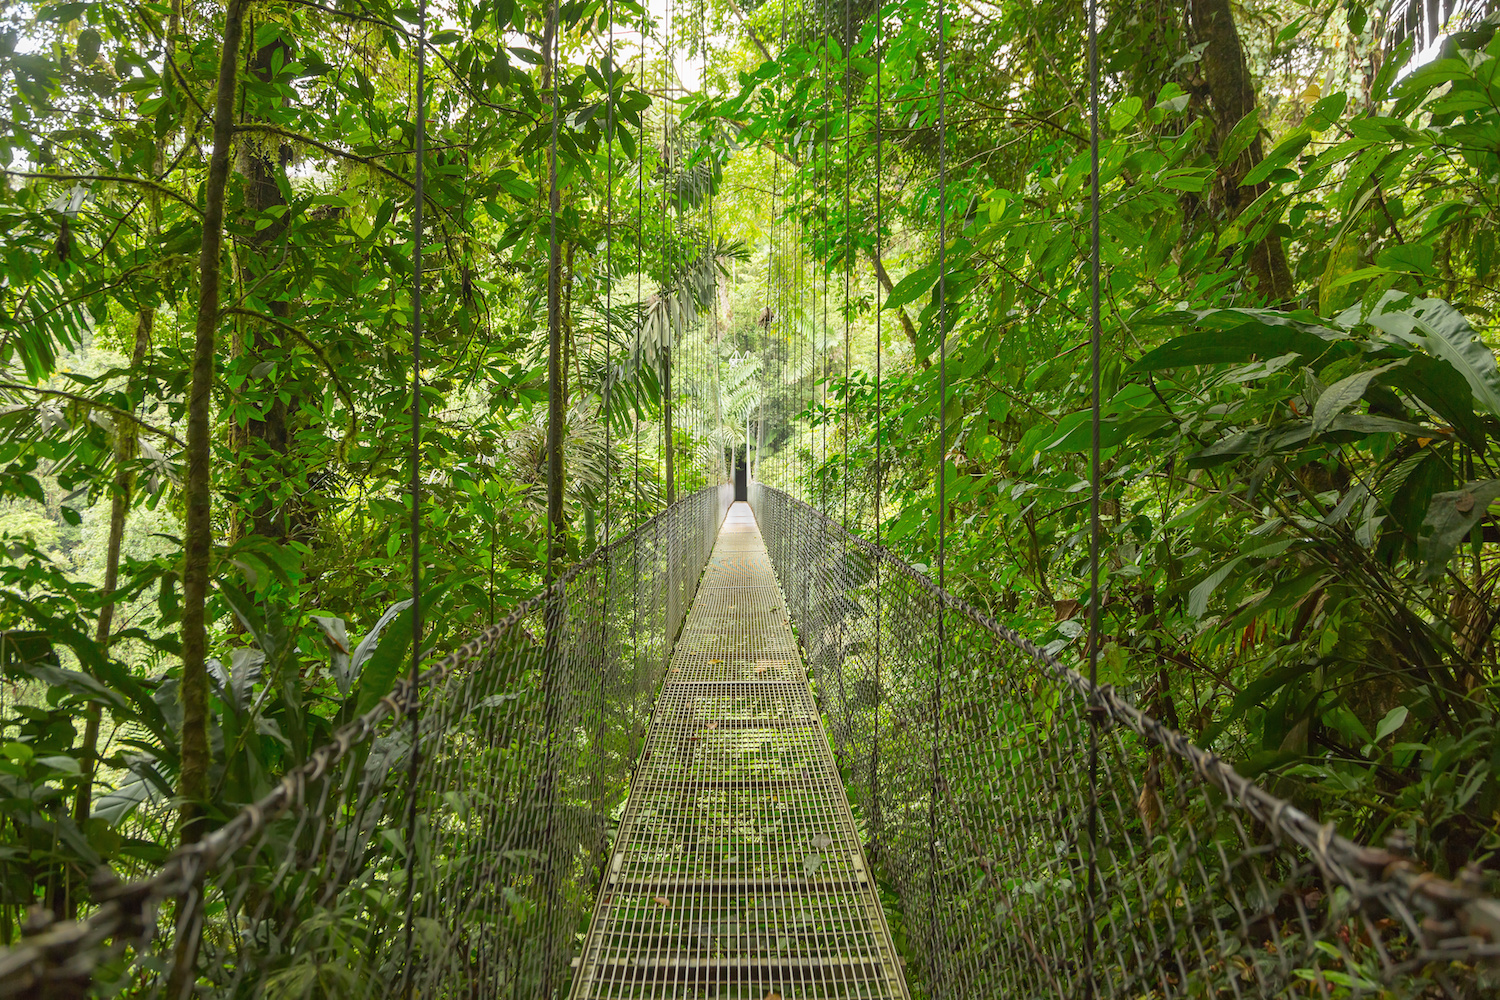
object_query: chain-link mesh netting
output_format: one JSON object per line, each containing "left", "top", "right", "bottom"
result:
{"left": 0, "top": 486, "right": 732, "bottom": 999}
{"left": 569, "top": 502, "right": 907, "bottom": 998}
{"left": 750, "top": 482, "right": 1500, "bottom": 999}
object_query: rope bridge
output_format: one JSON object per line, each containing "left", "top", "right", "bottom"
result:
{"left": 3, "top": 484, "right": 1498, "bottom": 998}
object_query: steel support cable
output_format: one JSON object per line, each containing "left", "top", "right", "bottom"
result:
{"left": 399, "top": 0, "right": 426, "bottom": 988}
{"left": 842, "top": 0, "right": 851, "bottom": 538}
{"left": 929, "top": 0, "right": 949, "bottom": 989}
{"left": 542, "top": 0, "right": 565, "bottom": 985}
{"left": 593, "top": 0, "right": 616, "bottom": 928}
{"left": 871, "top": 0, "right": 884, "bottom": 861}
{"left": 1085, "top": 0, "right": 1104, "bottom": 994}
{"left": 820, "top": 7, "right": 830, "bottom": 517}
{"left": 660, "top": 0, "right": 672, "bottom": 507}
{"left": 0, "top": 488, "right": 732, "bottom": 997}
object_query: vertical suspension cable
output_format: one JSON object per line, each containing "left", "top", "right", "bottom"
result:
{"left": 820, "top": 12, "right": 829, "bottom": 515}
{"left": 399, "top": 0, "right": 426, "bottom": 989}
{"left": 1085, "top": 0, "right": 1103, "bottom": 992}
{"left": 870, "top": 0, "right": 883, "bottom": 860}
{"left": 841, "top": 0, "right": 851, "bottom": 534}
{"left": 661, "top": 0, "right": 673, "bottom": 505}
{"left": 541, "top": 0, "right": 564, "bottom": 986}
{"left": 596, "top": 0, "right": 616, "bottom": 889}
{"left": 929, "top": 0, "right": 948, "bottom": 984}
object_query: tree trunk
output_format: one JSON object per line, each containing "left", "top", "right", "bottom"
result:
{"left": 866, "top": 246, "right": 925, "bottom": 359}
{"left": 237, "top": 22, "right": 292, "bottom": 542}
{"left": 181, "top": 0, "right": 249, "bottom": 846}
{"left": 1188, "top": 0, "right": 1295, "bottom": 304}
{"left": 664, "top": 345, "right": 674, "bottom": 504}
{"left": 70, "top": 0, "right": 181, "bottom": 906}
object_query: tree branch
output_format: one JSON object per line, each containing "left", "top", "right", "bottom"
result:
{"left": 0, "top": 382, "right": 185, "bottom": 448}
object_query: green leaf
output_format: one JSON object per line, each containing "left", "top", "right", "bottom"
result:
{"left": 1305, "top": 92, "right": 1348, "bottom": 132}
{"left": 353, "top": 585, "right": 447, "bottom": 715}
{"left": 1418, "top": 479, "right": 1500, "bottom": 578}
{"left": 884, "top": 261, "right": 939, "bottom": 312}
{"left": 1129, "top": 314, "right": 1349, "bottom": 372}
{"left": 1188, "top": 557, "right": 1243, "bottom": 618}
{"left": 1312, "top": 361, "right": 1405, "bottom": 435}
{"left": 1242, "top": 130, "right": 1311, "bottom": 186}
{"left": 1218, "top": 110, "right": 1261, "bottom": 170}
{"left": 1363, "top": 295, "right": 1500, "bottom": 420}
{"left": 1375, "top": 706, "right": 1409, "bottom": 743}
{"left": 1108, "top": 97, "right": 1142, "bottom": 131}
{"left": 354, "top": 604, "right": 415, "bottom": 715}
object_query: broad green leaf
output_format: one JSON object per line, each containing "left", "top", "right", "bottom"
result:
{"left": 1364, "top": 296, "right": 1500, "bottom": 419}
{"left": 1312, "top": 361, "right": 1406, "bottom": 435}
{"left": 1375, "top": 706, "right": 1409, "bottom": 743}
{"left": 884, "top": 261, "right": 939, "bottom": 312}
{"left": 1130, "top": 318, "right": 1348, "bottom": 373}
{"left": 1418, "top": 479, "right": 1500, "bottom": 578}
{"left": 1108, "top": 97, "right": 1142, "bottom": 131}
{"left": 1242, "top": 130, "right": 1311, "bottom": 186}
{"left": 1305, "top": 92, "right": 1348, "bottom": 132}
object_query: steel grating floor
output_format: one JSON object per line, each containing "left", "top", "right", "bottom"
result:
{"left": 569, "top": 503, "right": 909, "bottom": 999}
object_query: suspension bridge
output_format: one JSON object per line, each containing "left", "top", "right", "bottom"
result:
{"left": 2, "top": 0, "right": 1497, "bottom": 989}
{"left": 1, "top": 482, "right": 1497, "bottom": 998}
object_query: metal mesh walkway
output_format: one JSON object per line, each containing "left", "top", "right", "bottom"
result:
{"left": 569, "top": 502, "right": 910, "bottom": 999}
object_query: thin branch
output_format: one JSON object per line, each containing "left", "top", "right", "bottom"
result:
{"left": 0, "top": 382, "right": 185, "bottom": 448}
{"left": 219, "top": 307, "right": 360, "bottom": 446}
{"left": 0, "top": 170, "right": 201, "bottom": 215}
{"left": 231, "top": 123, "right": 455, "bottom": 223}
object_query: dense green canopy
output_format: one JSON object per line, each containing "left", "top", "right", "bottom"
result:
{"left": 1, "top": 0, "right": 1498, "bottom": 948}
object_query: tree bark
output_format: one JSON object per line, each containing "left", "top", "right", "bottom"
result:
{"left": 664, "top": 345, "right": 674, "bottom": 504}
{"left": 866, "top": 246, "right": 925, "bottom": 359}
{"left": 236, "top": 22, "right": 292, "bottom": 542}
{"left": 1188, "top": 0, "right": 1295, "bottom": 304}
{"left": 542, "top": 2, "right": 567, "bottom": 579}
{"left": 69, "top": 309, "right": 150, "bottom": 889}
{"left": 71, "top": 0, "right": 181, "bottom": 893}
{"left": 181, "top": 0, "right": 249, "bottom": 846}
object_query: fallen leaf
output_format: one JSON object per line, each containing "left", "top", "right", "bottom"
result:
{"left": 811, "top": 833, "right": 833, "bottom": 850}
{"left": 803, "top": 852, "right": 824, "bottom": 876}
{"left": 653, "top": 896, "right": 671, "bottom": 907}
{"left": 706, "top": 722, "right": 718, "bottom": 731}
{"left": 765, "top": 993, "right": 783, "bottom": 1000}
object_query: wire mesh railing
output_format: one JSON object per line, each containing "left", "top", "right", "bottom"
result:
{"left": 0, "top": 485, "right": 732, "bottom": 999}
{"left": 750, "top": 482, "right": 1500, "bottom": 999}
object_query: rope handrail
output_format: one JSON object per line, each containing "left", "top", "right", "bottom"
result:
{"left": 0, "top": 486, "right": 733, "bottom": 998}
{"left": 755, "top": 484, "right": 1500, "bottom": 957}
{"left": 6, "top": 485, "right": 1498, "bottom": 998}
{"left": 750, "top": 481, "right": 1500, "bottom": 997}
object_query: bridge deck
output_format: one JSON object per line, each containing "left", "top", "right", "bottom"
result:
{"left": 570, "top": 502, "right": 909, "bottom": 999}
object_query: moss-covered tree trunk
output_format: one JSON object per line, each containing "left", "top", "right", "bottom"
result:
{"left": 1188, "top": 0, "right": 1295, "bottom": 304}
{"left": 180, "top": 0, "right": 249, "bottom": 847}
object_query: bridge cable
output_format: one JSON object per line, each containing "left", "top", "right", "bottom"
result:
{"left": 1085, "top": 0, "right": 1104, "bottom": 992}
{"left": 632, "top": 0, "right": 645, "bottom": 767}
{"left": 399, "top": 0, "right": 427, "bottom": 988}
{"left": 396, "top": 0, "right": 426, "bottom": 983}
{"left": 871, "top": 0, "right": 883, "bottom": 857}
{"left": 821, "top": 5, "right": 830, "bottom": 516}
{"left": 596, "top": 0, "right": 616, "bottom": 885}
{"left": 929, "top": 0, "right": 948, "bottom": 982}
{"left": 842, "top": 0, "right": 851, "bottom": 538}
{"left": 541, "top": 0, "right": 564, "bottom": 983}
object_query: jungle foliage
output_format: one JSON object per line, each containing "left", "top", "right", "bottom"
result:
{"left": 0, "top": 0, "right": 1498, "bottom": 962}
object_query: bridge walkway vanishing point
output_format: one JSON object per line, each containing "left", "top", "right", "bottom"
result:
{"left": 569, "top": 502, "right": 909, "bottom": 998}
